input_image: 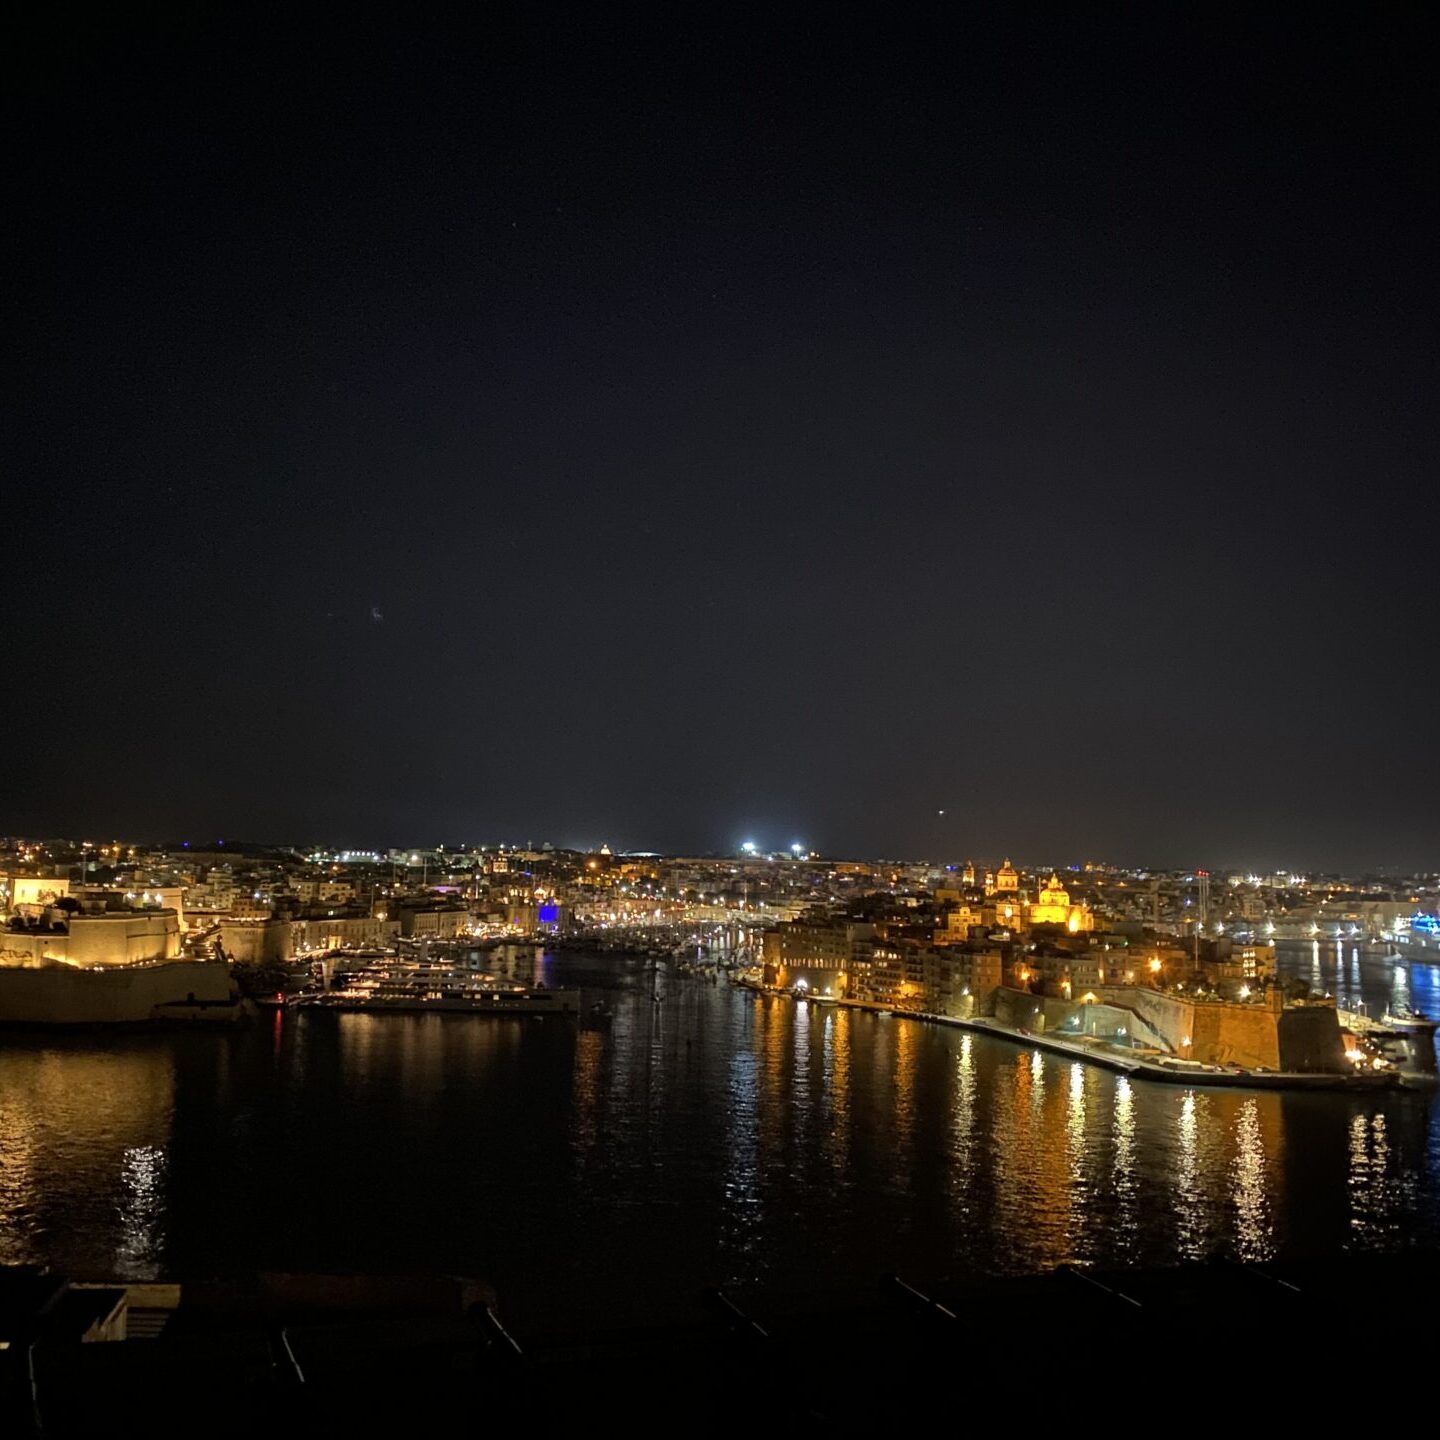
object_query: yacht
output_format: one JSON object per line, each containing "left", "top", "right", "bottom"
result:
{"left": 1380, "top": 1005, "right": 1438, "bottom": 1034}
{"left": 306, "top": 958, "right": 579, "bottom": 1015}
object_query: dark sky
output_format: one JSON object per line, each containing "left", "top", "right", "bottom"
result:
{"left": 6, "top": 6, "right": 1437, "bottom": 868}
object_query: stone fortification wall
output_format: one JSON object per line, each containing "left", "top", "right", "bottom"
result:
{"left": 0, "top": 960, "right": 232, "bottom": 1023}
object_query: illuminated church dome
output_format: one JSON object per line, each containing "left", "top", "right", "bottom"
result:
{"left": 1029, "top": 874, "right": 1072, "bottom": 924}
{"left": 1027, "top": 873, "right": 1095, "bottom": 933}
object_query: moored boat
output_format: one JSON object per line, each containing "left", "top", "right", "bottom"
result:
{"left": 302, "top": 958, "right": 578, "bottom": 1015}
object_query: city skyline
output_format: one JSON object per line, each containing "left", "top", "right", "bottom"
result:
{"left": 6, "top": 826, "right": 1438, "bottom": 880}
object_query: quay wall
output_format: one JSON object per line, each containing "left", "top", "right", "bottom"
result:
{"left": 1097, "top": 987, "right": 1282, "bottom": 1069}
{"left": 1276, "top": 1007, "right": 1349, "bottom": 1073}
{"left": 0, "top": 960, "right": 233, "bottom": 1024}
{"left": 992, "top": 986, "right": 1348, "bottom": 1073}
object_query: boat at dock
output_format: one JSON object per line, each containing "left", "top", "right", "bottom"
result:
{"left": 301, "top": 958, "right": 579, "bottom": 1015}
{"left": 1380, "top": 1006, "right": 1437, "bottom": 1033}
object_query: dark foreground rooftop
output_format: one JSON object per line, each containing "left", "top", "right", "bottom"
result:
{"left": 4, "top": 1253, "right": 1432, "bottom": 1435}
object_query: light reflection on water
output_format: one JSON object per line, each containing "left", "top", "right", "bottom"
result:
{"left": 116, "top": 1145, "right": 167, "bottom": 1277}
{"left": 1174, "top": 1091, "right": 1204, "bottom": 1260}
{"left": 1231, "top": 1097, "right": 1272, "bottom": 1263}
{"left": 0, "top": 943, "right": 1437, "bottom": 1328}
{"left": 1112, "top": 1076, "right": 1138, "bottom": 1252}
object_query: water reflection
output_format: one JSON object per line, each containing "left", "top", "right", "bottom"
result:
{"left": 891, "top": 1016, "right": 919, "bottom": 1192}
{"left": 571, "top": 1028, "right": 604, "bottom": 1163}
{"left": 0, "top": 1043, "right": 176, "bottom": 1277}
{"left": 1277, "top": 938, "right": 1440, "bottom": 1021}
{"left": 948, "top": 1034, "right": 977, "bottom": 1216}
{"left": 116, "top": 1145, "right": 167, "bottom": 1277}
{"left": 1347, "top": 1111, "right": 1400, "bottom": 1249}
{"left": 722, "top": 1037, "right": 763, "bottom": 1270}
{"left": 1112, "top": 1077, "right": 1137, "bottom": 1251}
{"left": 821, "top": 1009, "right": 852, "bottom": 1179}
{"left": 1231, "top": 1099, "right": 1272, "bottom": 1262}
{"left": 1174, "top": 1091, "right": 1204, "bottom": 1259}
{"left": 0, "top": 950, "right": 1437, "bottom": 1328}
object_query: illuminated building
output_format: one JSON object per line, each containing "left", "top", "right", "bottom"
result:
{"left": 291, "top": 913, "right": 400, "bottom": 952}
{"left": 990, "top": 859, "right": 1019, "bottom": 895}
{"left": 221, "top": 916, "right": 295, "bottom": 963}
{"left": 397, "top": 903, "right": 470, "bottom": 939}
{"left": 761, "top": 917, "right": 875, "bottom": 992}
{"left": 1, "top": 901, "right": 181, "bottom": 967}
{"left": 1028, "top": 874, "right": 1095, "bottom": 933}
{"left": 863, "top": 939, "right": 926, "bottom": 1008}
{"left": 291, "top": 876, "right": 358, "bottom": 905}
{"left": 923, "top": 946, "right": 1005, "bottom": 1016}
{"left": 3, "top": 875, "right": 71, "bottom": 908}
{"left": 937, "top": 902, "right": 988, "bottom": 942}
{"left": 989, "top": 896, "right": 1023, "bottom": 933}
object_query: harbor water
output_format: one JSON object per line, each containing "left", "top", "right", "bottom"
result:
{"left": 2, "top": 942, "right": 1439, "bottom": 1331}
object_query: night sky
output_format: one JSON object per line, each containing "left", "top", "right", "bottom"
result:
{"left": 6, "top": 7, "right": 1437, "bottom": 868}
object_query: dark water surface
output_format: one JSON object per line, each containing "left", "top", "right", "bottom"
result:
{"left": 3, "top": 943, "right": 1439, "bottom": 1330}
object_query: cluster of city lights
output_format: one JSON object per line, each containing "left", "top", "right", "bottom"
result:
{"left": 739, "top": 839, "right": 814, "bottom": 860}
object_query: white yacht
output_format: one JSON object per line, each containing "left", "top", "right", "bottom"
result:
{"left": 308, "top": 958, "right": 579, "bottom": 1014}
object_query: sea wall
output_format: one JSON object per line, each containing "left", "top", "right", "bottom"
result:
{"left": 1276, "top": 1007, "right": 1348, "bottom": 1073}
{"left": 0, "top": 960, "right": 233, "bottom": 1024}
{"left": 993, "top": 985, "right": 1348, "bottom": 1073}
{"left": 1076, "top": 986, "right": 1277, "bottom": 1068}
